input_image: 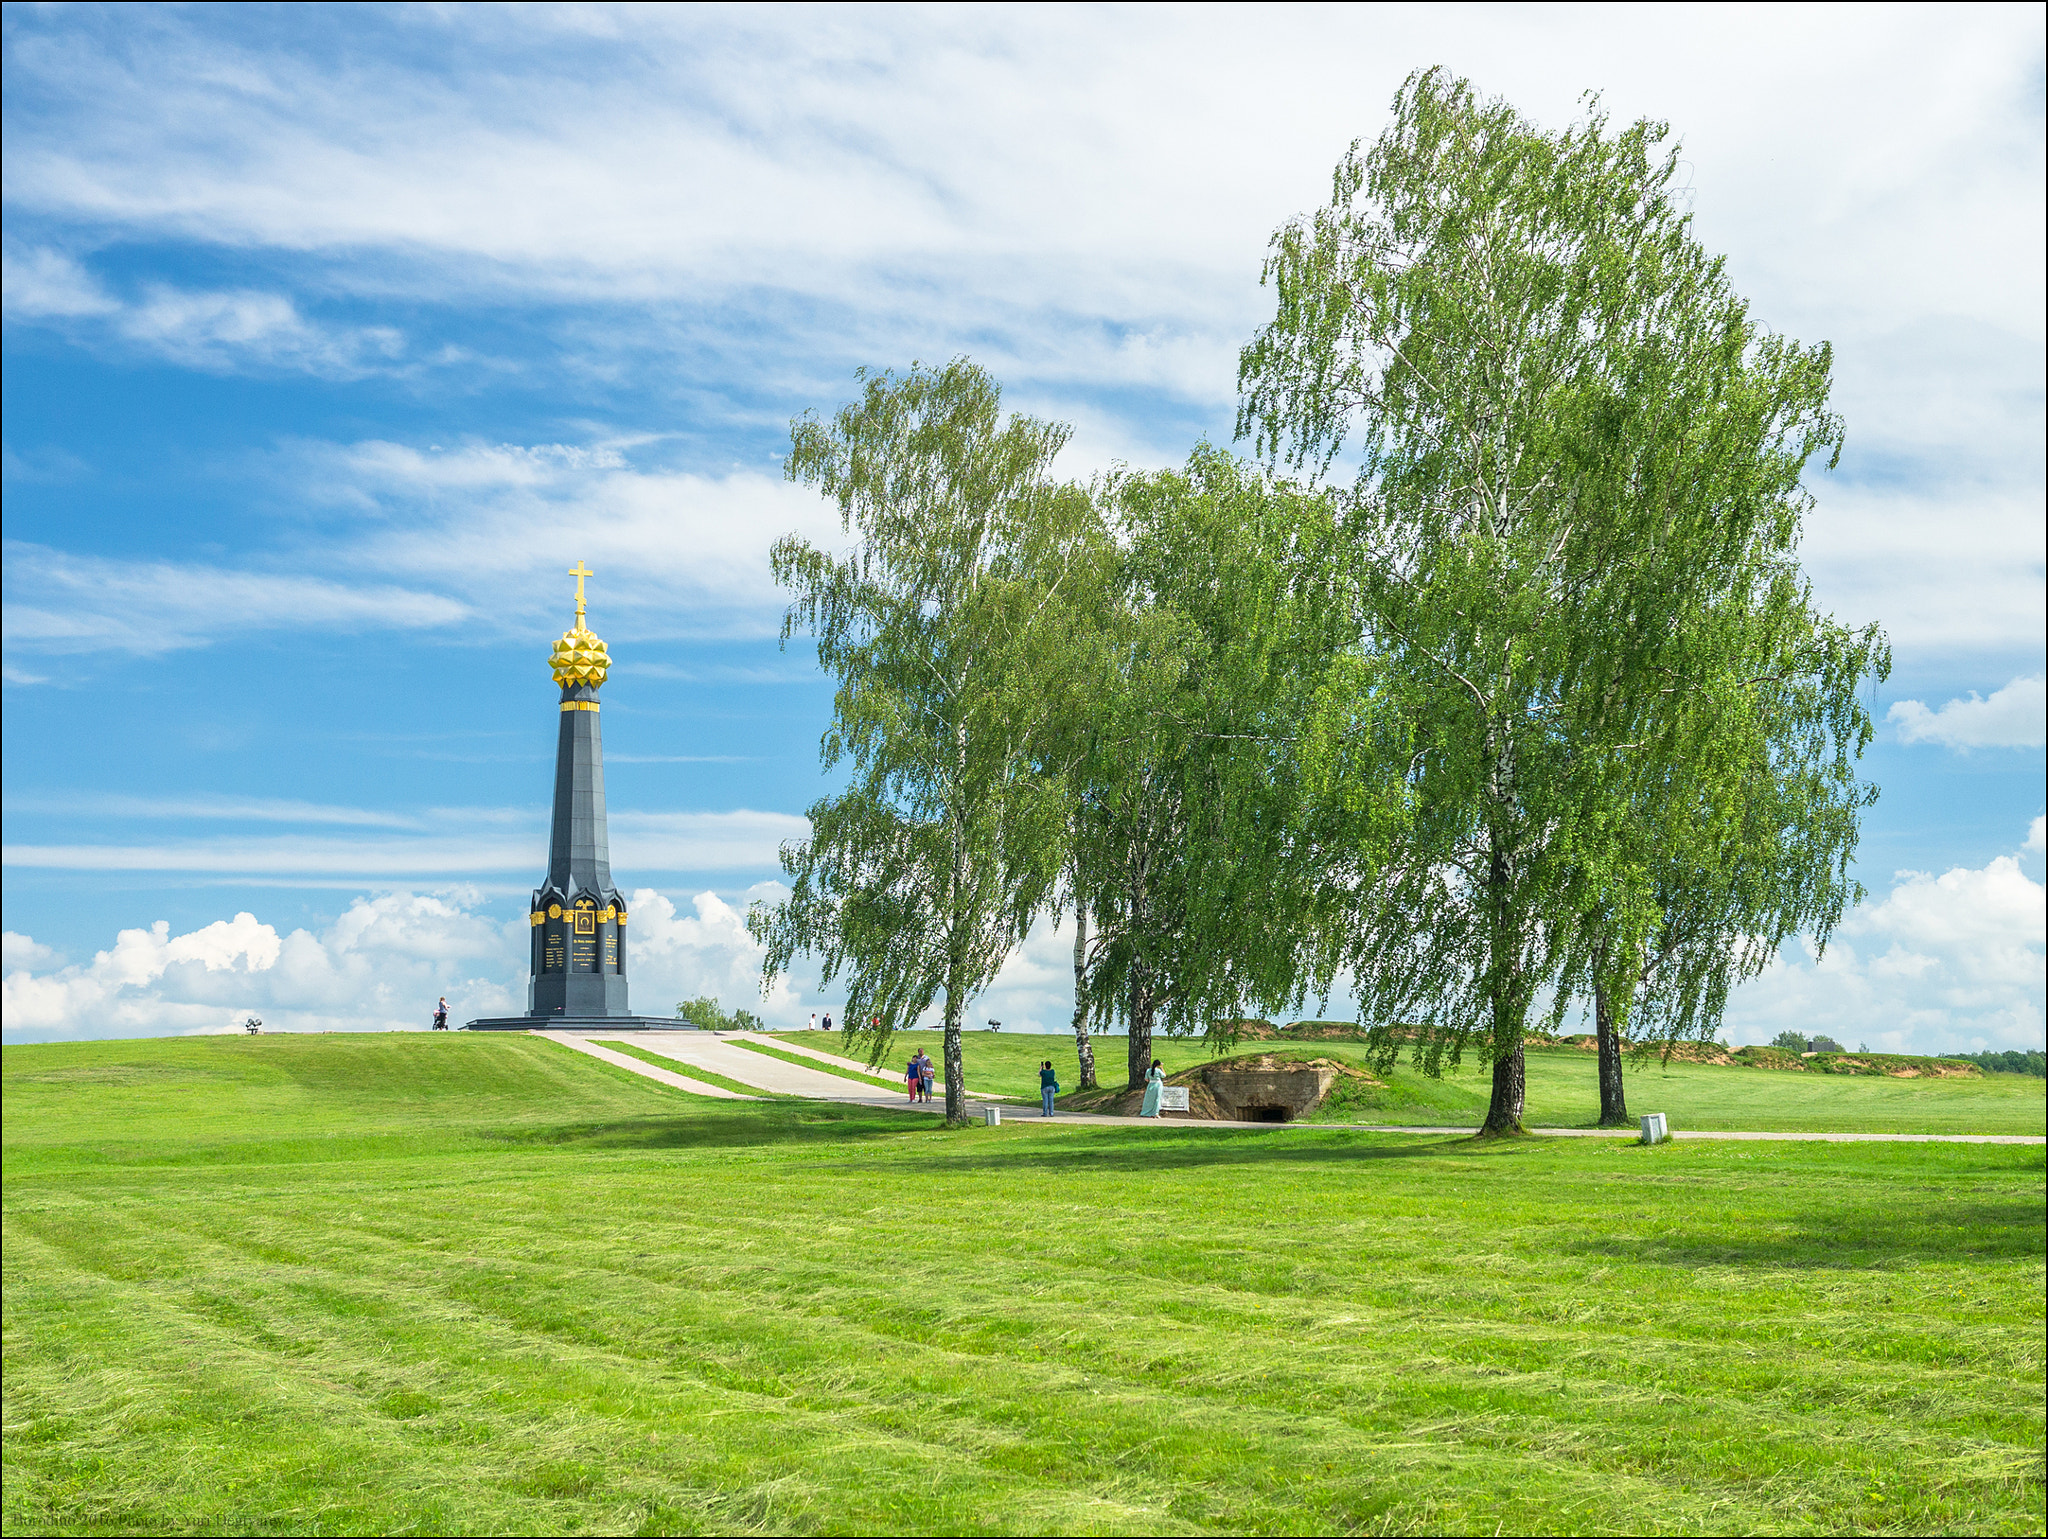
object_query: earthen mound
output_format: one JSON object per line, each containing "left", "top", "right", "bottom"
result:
{"left": 1088, "top": 1052, "right": 1382, "bottom": 1122}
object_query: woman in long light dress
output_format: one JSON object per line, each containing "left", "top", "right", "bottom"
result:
{"left": 1139, "top": 1059, "right": 1166, "bottom": 1117}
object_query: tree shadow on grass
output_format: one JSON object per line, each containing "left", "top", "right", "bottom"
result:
{"left": 914, "top": 1126, "right": 1509, "bottom": 1176}
{"left": 1559, "top": 1199, "right": 2047, "bottom": 1271}
{"left": 481, "top": 1099, "right": 934, "bottom": 1153}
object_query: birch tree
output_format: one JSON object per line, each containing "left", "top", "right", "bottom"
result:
{"left": 1579, "top": 614, "right": 1885, "bottom": 1124}
{"left": 751, "top": 360, "right": 1100, "bottom": 1124}
{"left": 1241, "top": 69, "right": 1883, "bottom": 1134}
{"left": 1071, "top": 447, "right": 1377, "bottom": 1089}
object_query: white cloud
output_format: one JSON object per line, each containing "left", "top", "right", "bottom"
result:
{"left": 4, "top": 9, "right": 2037, "bottom": 430}
{"left": 2, "top": 243, "right": 411, "bottom": 375}
{"left": 2, "top": 792, "right": 425, "bottom": 828}
{"left": 3, "top": 11, "right": 2040, "bottom": 662}
{"left": 942, "top": 911, "right": 1085, "bottom": 1039}
{"left": 2028, "top": 816, "right": 2045, "bottom": 857}
{"left": 1889, "top": 676, "right": 2047, "bottom": 749}
{"left": 0, "top": 243, "right": 116, "bottom": 317}
{"left": 2, "top": 931, "right": 56, "bottom": 970}
{"left": 0, "top": 541, "right": 470, "bottom": 657}
{"left": 625, "top": 886, "right": 796, "bottom": 1018}
{"left": 1, "top": 807, "right": 805, "bottom": 879}
{"left": 0, "top": 884, "right": 810, "bottom": 1042}
{"left": 1801, "top": 486, "right": 2045, "bottom": 659}
{"left": 0, "top": 437, "right": 848, "bottom": 663}
{"left": 1725, "top": 824, "right": 2047, "bottom": 1054}
{"left": 301, "top": 439, "right": 845, "bottom": 641}
{"left": 117, "top": 282, "right": 407, "bottom": 375}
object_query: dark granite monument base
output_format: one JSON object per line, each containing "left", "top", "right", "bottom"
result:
{"left": 464, "top": 1015, "right": 701, "bottom": 1032}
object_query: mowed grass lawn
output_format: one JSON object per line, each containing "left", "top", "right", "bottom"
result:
{"left": 4, "top": 1035, "right": 2042, "bottom": 1536}
{"left": 784, "top": 1030, "right": 2048, "bottom": 1135}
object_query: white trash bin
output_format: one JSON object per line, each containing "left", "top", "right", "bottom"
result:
{"left": 1640, "top": 1112, "right": 1668, "bottom": 1145}
{"left": 981, "top": 1105, "right": 1002, "bottom": 1127}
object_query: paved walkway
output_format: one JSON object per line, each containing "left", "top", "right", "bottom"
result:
{"left": 535, "top": 1034, "right": 2045, "bottom": 1143}
{"left": 726, "top": 1032, "right": 1032, "bottom": 1101}
{"left": 535, "top": 1032, "right": 758, "bottom": 1099}
{"left": 614, "top": 1032, "right": 902, "bottom": 1103}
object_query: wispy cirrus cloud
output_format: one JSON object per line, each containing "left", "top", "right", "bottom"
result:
{"left": 5, "top": 7, "right": 2039, "bottom": 664}
{"left": 0, "top": 808, "right": 805, "bottom": 879}
{"left": 2, "top": 791, "right": 426, "bottom": 828}
{"left": 283, "top": 437, "right": 841, "bottom": 642}
{"left": 4, "top": 7, "right": 2038, "bottom": 412}
{"left": 0, "top": 540, "right": 469, "bottom": 659}
{"left": 2, "top": 243, "right": 413, "bottom": 376}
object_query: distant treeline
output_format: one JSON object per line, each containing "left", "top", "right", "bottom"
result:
{"left": 1944, "top": 1049, "right": 2046, "bottom": 1078}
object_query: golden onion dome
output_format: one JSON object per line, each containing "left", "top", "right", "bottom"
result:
{"left": 550, "top": 623, "right": 610, "bottom": 689}
{"left": 550, "top": 560, "right": 610, "bottom": 688}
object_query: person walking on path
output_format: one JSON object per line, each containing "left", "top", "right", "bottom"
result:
{"left": 433, "top": 997, "right": 449, "bottom": 1032}
{"left": 1140, "top": 1059, "right": 1165, "bottom": 1117}
{"left": 918, "top": 1051, "right": 936, "bottom": 1103}
{"left": 905, "top": 1055, "right": 922, "bottom": 1103}
{"left": 1039, "top": 1060, "right": 1060, "bottom": 1117}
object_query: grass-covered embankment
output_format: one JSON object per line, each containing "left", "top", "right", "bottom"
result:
{"left": 776, "top": 1030, "right": 2048, "bottom": 1134}
{"left": 5, "top": 1032, "right": 2042, "bottom": 1535}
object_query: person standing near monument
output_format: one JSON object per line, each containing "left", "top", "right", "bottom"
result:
{"left": 1140, "top": 1059, "right": 1165, "bottom": 1118}
{"left": 1039, "top": 1060, "right": 1059, "bottom": 1117}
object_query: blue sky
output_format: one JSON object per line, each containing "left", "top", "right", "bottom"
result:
{"left": 3, "top": 3, "right": 2042, "bottom": 1050}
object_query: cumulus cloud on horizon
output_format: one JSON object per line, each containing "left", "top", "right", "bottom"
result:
{"left": 1717, "top": 821, "right": 2047, "bottom": 1054}
{"left": 0, "top": 884, "right": 805, "bottom": 1043}
{"left": 8, "top": 820, "right": 2042, "bottom": 1054}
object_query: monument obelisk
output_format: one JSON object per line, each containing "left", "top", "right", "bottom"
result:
{"left": 467, "top": 563, "right": 680, "bottom": 1030}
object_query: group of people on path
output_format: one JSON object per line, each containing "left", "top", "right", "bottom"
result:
{"left": 904, "top": 1049, "right": 936, "bottom": 1102}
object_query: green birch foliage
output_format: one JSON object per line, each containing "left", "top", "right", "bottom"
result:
{"left": 1070, "top": 447, "right": 1384, "bottom": 1086}
{"left": 1240, "top": 69, "right": 1885, "bottom": 1125}
{"left": 1587, "top": 607, "right": 1887, "bottom": 1050}
{"left": 750, "top": 360, "right": 1102, "bottom": 1119}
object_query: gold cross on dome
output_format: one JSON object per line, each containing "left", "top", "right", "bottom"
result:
{"left": 568, "top": 561, "right": 594, "bottom": 627}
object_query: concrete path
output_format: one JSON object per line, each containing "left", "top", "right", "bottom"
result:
{"left": 726, "top": 1033, "right": 913, "bottom": 1090}
{"left": 722, "top": 1032, "right": 1038, "bottom": 1101}
{"left": 535, "top": 1032, "right": 758, "bottom": 1099}
{"left": 587, "top": 1031, "right": 916, "bottom": 1105}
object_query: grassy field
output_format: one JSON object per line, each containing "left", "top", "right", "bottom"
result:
{"left": 777, "top": 1030, "right": 2048, "bottom": 1135}
{"left": 4, "top": 1033, "right": 2043, "bottom": 1536}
